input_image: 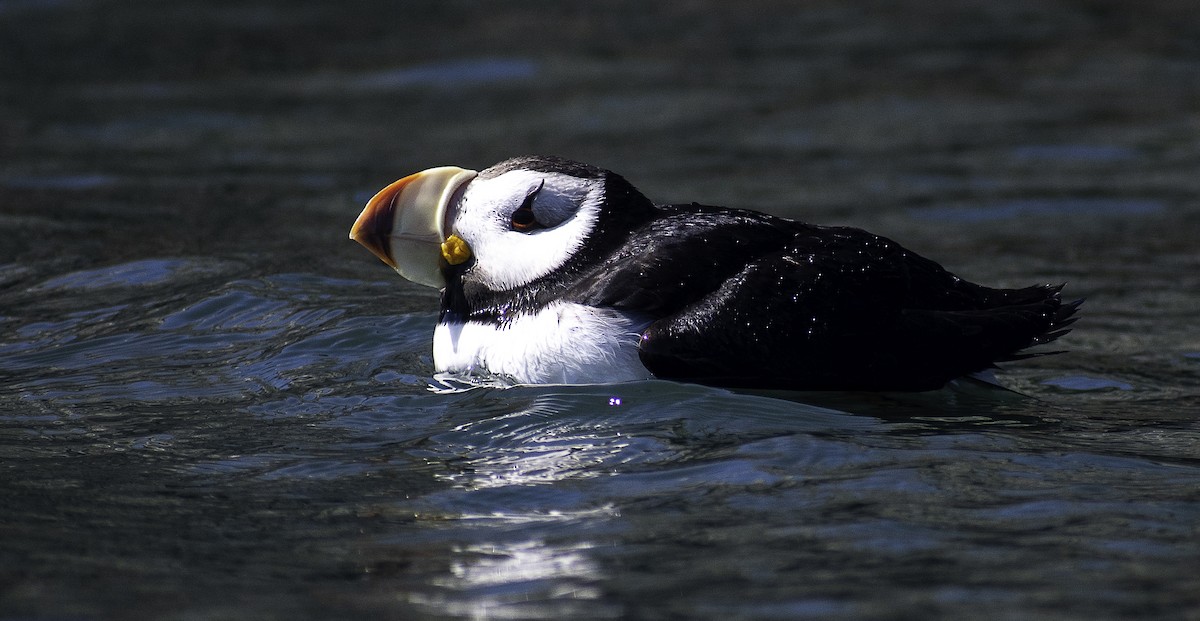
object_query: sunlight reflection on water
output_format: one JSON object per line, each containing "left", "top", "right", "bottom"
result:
{"left": 2, "top": 260, "right": 1199, "bottom": 620}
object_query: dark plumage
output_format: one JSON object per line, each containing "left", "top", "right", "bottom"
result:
{"left": 457, "top": 157, "right": 1078, "bottom": 390}
{"left": 353, "top": 155, "right": 1081, "bottom": 390}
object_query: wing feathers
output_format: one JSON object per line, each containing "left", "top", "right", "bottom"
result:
{"left": 623, "top": 210, "right": 1080, "bottom": 390}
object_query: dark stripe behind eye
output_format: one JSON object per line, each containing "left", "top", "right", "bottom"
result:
{"left": 511, "top": 180, "right": 545, "bottom": 232}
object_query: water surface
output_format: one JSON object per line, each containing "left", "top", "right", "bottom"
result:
{"left": 3, "top": 1, "right": 1199, "bottom": 619}
{"left": 3, "top": 252, "right": 1197, "bottom": 619}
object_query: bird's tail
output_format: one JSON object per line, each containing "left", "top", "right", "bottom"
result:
{"left": 995, "top": 284, "right": 1083, "bottom": 362}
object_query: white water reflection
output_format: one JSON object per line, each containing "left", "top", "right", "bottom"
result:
{"left": 411, "top": 537, "right": 619, "bottom": 620}
{"left": 426, "top": 394, "right": 668, "bottom": 491}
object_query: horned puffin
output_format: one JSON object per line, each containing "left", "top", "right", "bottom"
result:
{"left": 350, "top": 155, "right": 1079, "bottom": 391}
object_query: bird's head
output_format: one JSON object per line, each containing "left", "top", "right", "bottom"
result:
{"left": 350, "top": 156, "right": 651, "bottom": 291}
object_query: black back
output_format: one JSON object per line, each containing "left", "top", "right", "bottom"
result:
{"left": 442, "top": 157, "right": 1080, "bottom": 391}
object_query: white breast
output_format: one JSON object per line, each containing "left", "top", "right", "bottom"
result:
{"left": 432, "top": 302, "right": 653, "bottom": 385}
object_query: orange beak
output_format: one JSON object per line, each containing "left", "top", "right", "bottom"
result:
{"left": 350, "top": 176, "right": 406, "bottom": 268}
{"left": 349, "top": 166, "right": 477, "bottom": 288}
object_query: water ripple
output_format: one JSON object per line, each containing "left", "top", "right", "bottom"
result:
{"left": 910, "top": 198, "right": 1164, "bottom": 222}
{"left": 3, "top": 260, "right": 1200, "bottom": 620}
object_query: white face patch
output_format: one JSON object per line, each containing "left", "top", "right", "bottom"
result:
{"left": 450, "top": 169, "right": 604, "bottom": 292}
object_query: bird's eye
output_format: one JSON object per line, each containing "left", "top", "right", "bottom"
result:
{"left": 511, "top": 181, "right": 545, "bottom": 232}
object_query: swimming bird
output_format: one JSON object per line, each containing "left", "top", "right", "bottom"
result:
{"left": 350, "top": 155, "right": 1079, "bottom": 391}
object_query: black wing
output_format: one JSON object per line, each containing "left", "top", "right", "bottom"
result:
{"left": 564, "top": 205, "right": 799, "bottom": 316}
{"left": 570, "top": 206, "right": 1078, "bottom": 391}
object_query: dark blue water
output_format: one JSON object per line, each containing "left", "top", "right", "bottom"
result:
{"left": 3, "top": 256, "right": 1198, "bottom": 619}
{"left": 4, "top": 1, "right": 1200, "bottom": 618}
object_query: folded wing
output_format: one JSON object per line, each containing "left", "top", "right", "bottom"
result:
{"left": 569, "top": 206, "right": 1078, "bottom": 391}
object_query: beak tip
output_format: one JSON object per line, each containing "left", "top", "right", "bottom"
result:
{"left": 350, "top": 230, "right": 398, "bottom": 268}
{"left": 350, "top": 184, "right": 401, "bottom": 268}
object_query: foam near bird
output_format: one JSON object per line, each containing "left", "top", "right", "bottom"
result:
{"left": 350, "top": 156, "right": 1079, "bottom": 391}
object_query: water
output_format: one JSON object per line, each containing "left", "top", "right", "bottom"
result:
{"left": 3, "top": 1, "right": 1200, "bottom": 619}
{"left": 3, "top": 262, "right": 1198, "bottom": 619}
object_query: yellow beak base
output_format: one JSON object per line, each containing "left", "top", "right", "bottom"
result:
{"left": 440, "top": 234, "right": 472, "bottom": 266}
